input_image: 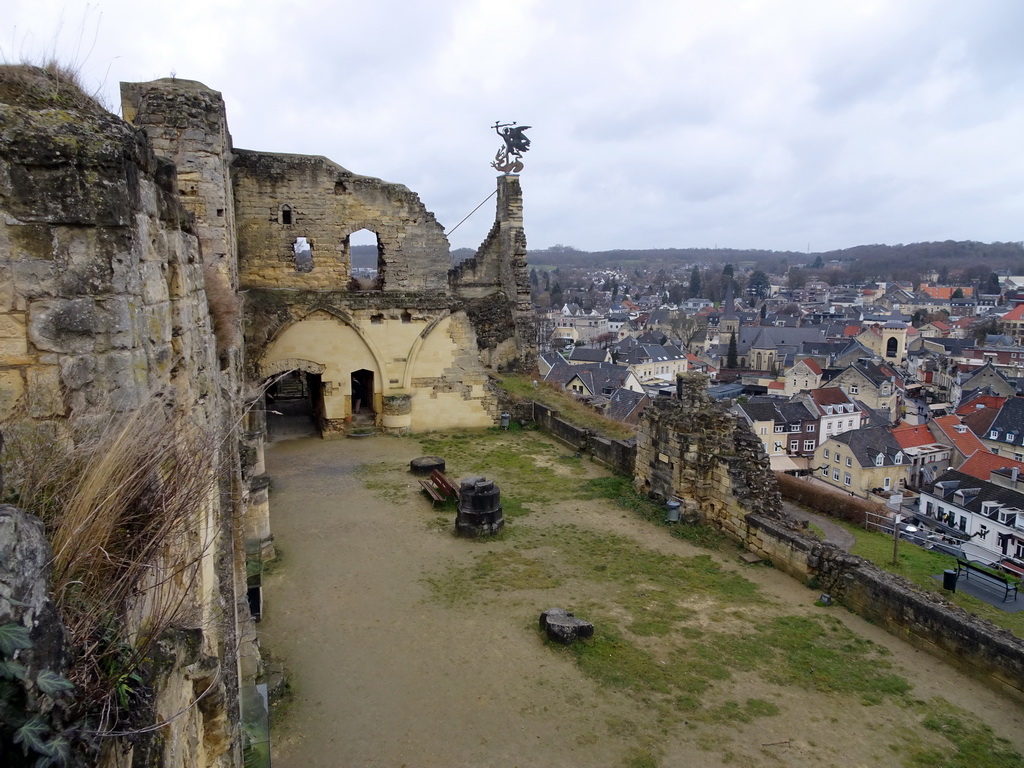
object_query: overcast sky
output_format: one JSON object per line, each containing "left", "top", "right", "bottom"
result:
{"left": 6, "top": 1, "right": 1023, "bottom": 254}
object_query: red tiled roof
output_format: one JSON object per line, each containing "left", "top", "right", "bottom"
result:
{"left": 956, "top": 395, "right": 1007, "bottom": 415}
{"left": 800, "top": 357, "right": 823, "bottom": 375}
{"left": 919, "top": 285, "right": 974, "bottom": 300}
{"left": 892, "top": 423, "right": 936, "bottom": 449}
{"left": 959, "top": 450, "right": 1024, "bottom": 482}
{"left": 768, "top": 381, "right": 784, "bottom": 390}
{"left": 1001, "top": 303, "right": 1024, "bottom": 322}
{"left": 843, "top": 324, "right": 861, "bottom": 336}
{"left": 930, "top": 414, "right": 987, "bottom": 456}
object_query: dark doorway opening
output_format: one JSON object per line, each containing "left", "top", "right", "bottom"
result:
{"left": 351, "top": 368, "right": 374, "bottom": 427}
{"left": 266, "top": 370, "right": 324, "bottom": 439}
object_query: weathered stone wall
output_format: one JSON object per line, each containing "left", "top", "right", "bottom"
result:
{"left": 634, "top": 375, "right": 783, "bottom": 525}
{"left": 1, "top": 68, "right": 245, "bottom": 767}
{"left": 451, "top": 175, "right": 536, "bottom": 369}
{"left": 635, "top": 374, "right": 1024, "bottom": 700}
{"left": 232, "top": 150, "right": 450, "bottom": 293}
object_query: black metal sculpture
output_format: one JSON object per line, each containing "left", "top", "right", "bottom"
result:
{"left": 491, "top": 121, "right": 531, "bottom": 173}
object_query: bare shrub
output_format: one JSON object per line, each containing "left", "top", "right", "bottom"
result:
{"left": 204, "top": 263, "right": 241, "bottom": 355}
{"left": 775, "top": 472, "right": 881, "bottom": 527}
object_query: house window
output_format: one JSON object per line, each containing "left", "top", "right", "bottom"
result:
{"left": 991, "top": 430, "right": 999, "bottom": 439}
{"left": 775, "top": 425, "right": 785, "bottom": 433}
{"left": 804, "top": 440, "right": 815, "bottom": 451}
{"left": 760, "top": 427, "right": 767, "bottom": 435}
{"left": 850, "top": 385, "right": 859, "bottom": 394}
{"left": 774, "top": 442, "right": 783, "bottom": 452}
{"left": 926, "top": 501, "right": 933, "bottom": 514}
{"left": 875, "top": 454, "right": 884, "bottom": 467}
{"left": 883, "top": 477, "right": 891, "bottom": 490}
{"left": 1008, "top": 433, "right": 1017, "bottom": 443}
{"left": 805, "top": 424, "right": 815, "bottom": 432}
{"left": 848, "top": 420, "right": 855, "bottom": 428}
{"left": 823, "top": 449, "right": 830, "bottom": 459}
{"left": 959, "top": 516, "right": 967, "bottom": 531}
{"left": 894, "top": 453, "right": 902, "bottom": 464}
{"left": 833, "top": 469, "right": 840, "bottom": 481}
{"left": 821, "top": 466, "right": 829, "bottom": 477}
{"left": 845, "top": 457, "right": 852, "bottom": 467}
{"left": 844, "top": 472, "right": 852, "bottom": 486}
{"left": 834, "top": 453, "right": 840, "bottom": 463}
{"left": 790, "top": 440, "right": 799, "bottom": 452}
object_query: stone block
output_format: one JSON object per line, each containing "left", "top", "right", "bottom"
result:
{"left": 0, "top": 370, "right": 25, "bottom": 418}
{"left": 26, "top": 366, "right": 64, "bottom": 418}
{"left": 0, "top": 314, "right": 28, "bottom": 356}
{"left": 28, "top": 298, "right": 98, "bottom": 354}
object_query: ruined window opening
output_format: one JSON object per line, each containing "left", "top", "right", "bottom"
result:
{"left": 401, "top": 311, "right": 412, "bottom": 324}
{"left": 216, "top": 208, "right": 224, "bottom": 217}
{"left": 292, "top": 237, "right": 314, "bottom": 273}
{"left": 345, "top": 228, "right": 384, "bottom": 291}
{"left": 370, "top": 314, "right": 384, "bottom": 324}
{"left": 281, "top": 205, "right": 293, "bottom": 225}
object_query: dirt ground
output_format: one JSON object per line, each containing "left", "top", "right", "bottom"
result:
{"left": 259, "top": 433, "right": 1024, "bottom": 768}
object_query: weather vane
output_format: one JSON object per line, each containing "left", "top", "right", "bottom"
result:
{"left": 491, "top": 121, "right": 531, "bottom": 173}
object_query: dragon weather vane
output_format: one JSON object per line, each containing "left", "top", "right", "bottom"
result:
{"left": 491, "top": 121, "right": 531, "bottom": 173}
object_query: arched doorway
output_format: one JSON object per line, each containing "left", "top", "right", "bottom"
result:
{"left": 262, "top": 359, "right": 328, "bottom": 440}
{"left": 886, "top": 337, "right": 899, "bottom": 357}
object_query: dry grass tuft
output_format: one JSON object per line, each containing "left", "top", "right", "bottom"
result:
{"left": 2, "top": 398, "right": 221, "bottom": 733}
{"left": 0, "top": 61, "right": 107, "bottom": 113}
{"left": 203, "top": 263, "right": 242, "bottom": 355}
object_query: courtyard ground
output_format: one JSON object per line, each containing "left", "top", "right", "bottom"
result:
{"left": 259, "top": 428, "right": 1024, "bottom": 768}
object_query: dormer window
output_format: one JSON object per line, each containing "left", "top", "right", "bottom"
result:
{"left": 894, "top": 453, "right": 903, "bottom": 464}
{"left": 991, "top": 430, "right": 999, "bottom": 439}
{"left": 875, "top": 454, "right": 884, "bottom": 467}
{"left": 1008, "top": 433, "right": 1017, "bottom": 443}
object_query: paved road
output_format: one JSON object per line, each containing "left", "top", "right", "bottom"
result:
{"left": 782, "top": 500, "right": 857, "bottom": 551}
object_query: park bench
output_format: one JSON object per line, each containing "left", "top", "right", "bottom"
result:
{"left": 956, "top": 559, "right": 1019, "bottom": 603}
{"left": 419, "top": 469, "right": 459, "bottom": 507}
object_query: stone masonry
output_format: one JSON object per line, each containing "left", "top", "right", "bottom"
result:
{"left": 120, "top": 77, "right": 533, "bottom": 438}
{"left": 1, "top": 67, "right": 251, "bottom": 766}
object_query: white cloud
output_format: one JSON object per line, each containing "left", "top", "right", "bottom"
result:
{"left": 5, "top": 0, "right": 1022, "bottom": 253}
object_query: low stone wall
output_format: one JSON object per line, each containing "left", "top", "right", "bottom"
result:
{"left": 494, "top": 395, "right": 636, "bottom": 476}
{"left": 744, "top": 513, "right": 1024, "bottom": 697}
{"left": 632, "top": 375, "right": 1024, "bottom": 701}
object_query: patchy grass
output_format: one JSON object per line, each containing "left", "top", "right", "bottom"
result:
{"left": 355, "top": 461, "right": 416, "bottom": 503}
{"left": 496, "top": 374, "right": 636, "bottom": 440}
{"left": 844, "top": 523, "right": 1024, "bottom": 638}
{"left": 903, "top": 702, "right": 1024, "bottom": 768}
{"left": 578, "top": 476, "right": 728, "bottom": 550}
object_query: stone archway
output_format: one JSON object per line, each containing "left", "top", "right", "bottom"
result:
{"left": 261, "top": 358, "right": 329, "bottom": 438}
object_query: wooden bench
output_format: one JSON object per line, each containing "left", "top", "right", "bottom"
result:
{"left": 956, "top": 559, "right": 1019, "bottom": 603}
{"left": 419, "top": 469, "right": 459, "bottom": 507}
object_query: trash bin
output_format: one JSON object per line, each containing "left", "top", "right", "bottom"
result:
{"left": 943, "top": 569, "right": 958, "bottom": 592}
{"left": 500, "top": 412, "right": 510, "bottom": 430}
{"left": 665, "top": 500, "right": 682, "bottom": 523}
